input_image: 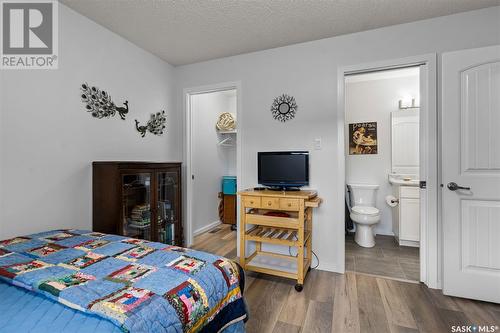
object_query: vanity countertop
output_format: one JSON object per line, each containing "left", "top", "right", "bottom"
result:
{"left": 388, "top": 174, "right": 419, "bottom": 187}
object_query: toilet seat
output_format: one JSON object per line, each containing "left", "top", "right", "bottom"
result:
{"left": 351, "top": 206, "right": 379, "bottom": 216}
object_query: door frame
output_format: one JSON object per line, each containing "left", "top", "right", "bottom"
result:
{"left": 337, "top": 54, "right": 440, "bottom": 288}
{"left": 183, "top": 81, "right": 243, "bottom": 247}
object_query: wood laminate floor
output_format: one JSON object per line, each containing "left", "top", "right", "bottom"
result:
{"left": 192, "top": 224, "right": 500, "bottom": 333}
{"left": 345, "top": 233, "right": 419, "bottom": 281}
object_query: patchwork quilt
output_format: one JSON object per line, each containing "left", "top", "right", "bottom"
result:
{"left": 0, "top": 230, "right": 247, "bottom": 333}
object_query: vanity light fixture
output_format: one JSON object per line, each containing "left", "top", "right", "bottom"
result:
{"left": 398, "top": 97, "right": 419, "bottom": 109}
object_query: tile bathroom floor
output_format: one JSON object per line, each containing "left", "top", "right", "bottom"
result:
{"left": 345, "top": 233, "right": 419, "bottom": 281}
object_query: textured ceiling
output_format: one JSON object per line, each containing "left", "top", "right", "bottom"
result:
{"left": 61, "top": 0, "right": 500, "bottom": 66}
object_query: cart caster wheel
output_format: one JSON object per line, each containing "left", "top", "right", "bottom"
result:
{"left": 294, "top": 284, "right": 303, "bottom": 292}
{"left": 308, "top": 266, "right": 312, "bottom": 272}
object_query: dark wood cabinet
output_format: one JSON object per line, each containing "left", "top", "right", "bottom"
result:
{"left": 93, "top": 162, "right": 183, "bottom": 246}
{"left": 222, "top": 194, "right": 237, "bottom": 226}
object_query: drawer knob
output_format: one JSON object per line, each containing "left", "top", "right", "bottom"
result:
{"left": 288, "top": 203, "right": 292, "bottom": 207}
{"left": 268, "top": 202, "right": 272, "bottom": 206}
{"left": 250, "top": 201, "right": 254, "bottom": 204}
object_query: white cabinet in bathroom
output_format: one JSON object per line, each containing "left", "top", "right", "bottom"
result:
{"left": 393, "top": 186, "right": 420, "bottom": 247}
{"left": 400, "top": 198, "right": 419, "bottom": 243}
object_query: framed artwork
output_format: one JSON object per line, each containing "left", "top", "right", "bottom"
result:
{"left": 349, "top": 122, "right": 378, "bottom": 155}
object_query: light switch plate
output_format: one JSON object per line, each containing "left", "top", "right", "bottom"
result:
{"left": 314, "top": 138, "right": 322, "bottom": 150}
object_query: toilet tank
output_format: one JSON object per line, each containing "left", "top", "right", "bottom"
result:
{"left": 347, "top": 184, "right": 379, "bottom": 207}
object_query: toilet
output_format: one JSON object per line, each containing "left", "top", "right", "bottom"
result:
{"left": 346, "top": 183, "right": 381, "bottom": 248}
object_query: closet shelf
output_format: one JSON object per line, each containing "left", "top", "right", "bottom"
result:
{"left": 218, "top": 135, "right": 236, "bottom": 147}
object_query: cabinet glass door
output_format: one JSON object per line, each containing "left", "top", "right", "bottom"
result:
{"left": 122, "top": 173, "right": 152, "bottom": 240}
{"left": 156, "top": 171, "right": 179, "bottom": 245}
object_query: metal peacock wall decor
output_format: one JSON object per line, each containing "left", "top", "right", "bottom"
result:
{"left": 80, "top": 83, "right": 129, "bottom": 120}
{"left": 270, "top": 93, "right": 298, "bottom": 122}
{"left": 135, "top": 111, "right": 167, "bottom": 137}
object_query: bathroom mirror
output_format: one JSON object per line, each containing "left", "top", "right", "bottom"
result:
{"left": 391, "top": 109, "right": 419, "bottom": 175}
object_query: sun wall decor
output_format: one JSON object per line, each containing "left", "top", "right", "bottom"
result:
{"left": 270, "top": 93, "right": 298, "bottom": 122}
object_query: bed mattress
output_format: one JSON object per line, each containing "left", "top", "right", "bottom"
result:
{"left": 0, "top": 281, "right": 122, "bottom": 333}
{"left": 0, "top": 229, "right": 247, "bottom": 333}
{"left": 0, "top": 281, "right": 245, "bottom": 333}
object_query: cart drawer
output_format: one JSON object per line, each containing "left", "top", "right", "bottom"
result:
{"left": 243, "top": 196, "right": 261, "bottom": 208}
{"left": 280, "top": 198, "right": 300, "bottom": 210}
{"left": 245, "top": 213, "right": 299, "bottom": 228}
{"left": 262, "top": 197, "right": 280, "bottom": 209}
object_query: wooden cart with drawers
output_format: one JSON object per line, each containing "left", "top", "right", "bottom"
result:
{"left": 238, "top": 189, "right": 322, "bottom": 291}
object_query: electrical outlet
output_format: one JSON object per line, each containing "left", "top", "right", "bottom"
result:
{"left": 314, "top": 138, "right": 322, "bottom": 150}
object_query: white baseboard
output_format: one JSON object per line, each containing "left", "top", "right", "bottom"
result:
{"left": 375, "top": 230, "right": 395, "bottom": 236}
{"left": 193, "top": 220, "right": 222, "bottom": 236}
{"left": 317, "top": 260, "right": 341, "bottom": 273}
{"left": 398, "top": 239, "right": 420, "bottom": 248}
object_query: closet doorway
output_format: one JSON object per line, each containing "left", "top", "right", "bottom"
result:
{"left": 184, "top": 83, "right": 242, "bottom": 255}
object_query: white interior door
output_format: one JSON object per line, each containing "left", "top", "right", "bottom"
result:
{"left": 442, "top": 45, "right": 500, "bottom": 303}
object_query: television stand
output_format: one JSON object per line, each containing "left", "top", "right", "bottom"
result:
{"left": 238, "top": 188, "right": 322, "bottom": 291}
{"left": 266, "top": 186, "right": 301, "bottom": 191}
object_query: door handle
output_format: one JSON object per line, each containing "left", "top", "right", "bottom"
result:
{"left": 447, "top": 182, "right": 471, "bottom": 191}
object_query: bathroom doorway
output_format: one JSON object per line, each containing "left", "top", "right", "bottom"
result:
{"left": 344, "top": 67, "right": 421, "bottom": 282}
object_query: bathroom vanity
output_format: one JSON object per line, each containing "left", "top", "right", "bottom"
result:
{"left": 389, "top": 108, "right": 420, "bottom": 247}
{"left": 391, "top": 184, "right": 420, "bottom": 247}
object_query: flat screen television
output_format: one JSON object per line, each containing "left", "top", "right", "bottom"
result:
{"left": 258, "top": 151, "right": 309, "bottom": 189}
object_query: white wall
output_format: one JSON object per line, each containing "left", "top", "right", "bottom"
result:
{"left": 175, "top": 7, "right": 500, "bottom": 272}
{"left": 0, "top": 4, "right": 180, "bottom": 239}
{"left": 0, "top": 66, "right": 3, "bottom": 239}
{"left": 224, "top": 93, "right": 237, "bottom": 176}
{"left": 191, "top": 90, "right": 236, "bottom": 234}
{"left": 346, "top": 73, "right": 419, "bottom": 235}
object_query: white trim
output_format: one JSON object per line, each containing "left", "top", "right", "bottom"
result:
{"left": 398, "top": 239, "right": 420, "bottom": 248}
{"left": 337, "top": 54, "right": 439, "bottom": 289}
{"left": 375, "top": 230, "right": 395, "bottom": 237}
{"left": 193, "top": 220, "right": 222, "bottom": 237}
{"left": 183, "top": 81, "right": 243, "bottom": 248}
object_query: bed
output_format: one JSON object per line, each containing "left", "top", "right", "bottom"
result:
{"left": 0, "top": 229, "right": 247, "bottom": 333}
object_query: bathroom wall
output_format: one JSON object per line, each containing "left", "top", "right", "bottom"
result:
{"left": 191, "top": 90, "right": 237, "bottom": 235}
{"left": 345, "top": 69, "right": 419, "bottom": 235}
